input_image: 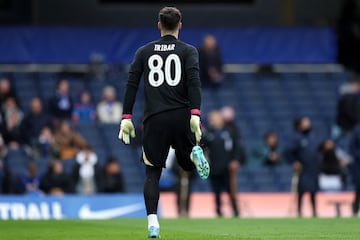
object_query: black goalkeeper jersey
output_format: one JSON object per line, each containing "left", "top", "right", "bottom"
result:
{"left": 122, "top": 35, "right": 201, "bottom": 121}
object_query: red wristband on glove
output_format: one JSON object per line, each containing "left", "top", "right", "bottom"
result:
{"left": 122, "top": 114, "right": 132, "bottom": 119}
{"left": 190, "top": 109, "right": 201, "bottom": 116}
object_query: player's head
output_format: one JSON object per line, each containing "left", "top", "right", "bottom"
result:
{"left": 158, "top": 7, "right": 182, "bottom": 33}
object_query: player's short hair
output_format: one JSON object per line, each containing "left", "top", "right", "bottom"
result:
{"left": 158, "top": 7, "right": 182, "bottom": 31}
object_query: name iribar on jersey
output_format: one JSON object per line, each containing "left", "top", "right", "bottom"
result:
{"left": 154, "top": 44, "right": 175, "bottom": 51}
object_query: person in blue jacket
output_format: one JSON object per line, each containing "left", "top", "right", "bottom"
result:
{"left": 284, "top": 117, "right": 321, "bottom": 217}
{"left": 349, "top": 124, "right": 360, "bottom": 216}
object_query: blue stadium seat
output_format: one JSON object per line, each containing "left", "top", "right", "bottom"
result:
{"left": 4, "top": 149, "right": 31, "bottom": 177}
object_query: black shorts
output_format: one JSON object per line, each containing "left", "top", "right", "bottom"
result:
{"left": 142, "top": 108, "right": 196, "bottom": 170}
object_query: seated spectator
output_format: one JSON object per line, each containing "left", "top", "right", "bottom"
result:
{"left": 72, "top": 145, "right": 100, "bottom": 194}
{"left": 21, "top": 97, "right": 52, "bottom": 146}
{"left": 198, "top": 35, "right": 224, "bottom": 89}
{"left": 318, "top": 139, "right": 349, "bottom": 191}
{"left": 0, "top": 78, "right": 19, "bottom": 107}
{"left": 97, "top": 85, "right": 123, "bottom": 124}
{"left": 319, "top": 139, "right": 342, "bottom": 175}
{"left": 32, "top": 126, "right": 57, "bottom": 176}
{"left": 48, "top": 79, "right": 74, "bottom": 121}
{"left": 98, "top": 156, "right": 124, "bottom": 193}
{"left": 72, "top": 91, "right": 96, "bottom": 123}
{"left": 17, "top": 162, "right": 41, "bottom": 195}
{"left": 54, "top": 121, "right": 86, "bottom": 160}
{"left": 0, "top": 159, "right": 3, "bottom": 194}
{"left": 251, "top": 131, "right": 281, "bottom": 167}
{"left": 32, "top": 126, "right": 57, "bottom": 159}
{"left": 39, "top": 160, "right": 73, "bottom": 195}
{"left": 2, "top": 97, "right": 24, "bottom": 147}
{"left": 0, "top": 133, "right": 7, "bottom": 157}
{"left": 0, "top": 134, "right": 6, "bottom": 193}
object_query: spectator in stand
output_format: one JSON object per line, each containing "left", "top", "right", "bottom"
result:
{"left": 72, "top": 145, "right": 100, "bottom": 194}
{"left": 39, "top": 159, "right": 73, "bottom": 195}
{"left": 16, "top": 162, "right": 41, "bottom": 195}
{"left": 0, "top": 160, "right": 3, "bottom": 194}
{"left": 72, "top": 91, "right": 96, "bottom": 123}
{"left": 336, "top": 77, "right": 360, "bottom": 134}
{"left": 2, "top": 97, "right": 24, "bottom": 148}
{"left": 21, "top": 97, "right": 52, "bottom": 146}
{"left": 318, "top": 139, "right": 349, "bottom": 191}
{"left": 0, "top": 134, "right": 6, "bottom": 193}
{"left": 97, "top": 85, "right": 123, "bottom": 124}
{"left": 203, "top": 110, "right": 239, "bottom": 217}
{"left": 48, "top": 79, "right": 74, "bottom": 121}
{"left": 53, "top": 121, "right": 86, "bottom": 161}
{"left": 220, "top": 106, "right": 244, "bottom": 214}
{"left": 98, "top": 156, "right": 124, "bottom": 193}
{"left": 349, "top": 124, "right": 360, "bottom": 216}
{"left": 0, "top": 78, "right": 19, "bottom": 107}
{"left": 337, "top": 0, "right": 360, "bottom": 71}
{"left": 198, "top": 35, "right": 223, "bottom": 89}
{"left": 251, "top": 131, "right": 281, "bottom": 167}
{"left": 284, "top": 117, "right": 321, "bottom": 217}
{"left": 32, "top": 126, "right": 58, "bottom": 164}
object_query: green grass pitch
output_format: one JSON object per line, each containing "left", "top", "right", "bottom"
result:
{"left": 0, "top": 218, "right": 359, "bottom": 240}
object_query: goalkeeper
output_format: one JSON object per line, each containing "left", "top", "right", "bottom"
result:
{"left": 118, "top": 6, "right": 209, "bottom": 238}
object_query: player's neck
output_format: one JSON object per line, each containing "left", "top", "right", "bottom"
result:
{"left": 161, "top": 31, "right": 179, "bottom": 39}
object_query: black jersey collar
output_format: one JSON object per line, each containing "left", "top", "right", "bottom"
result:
{"left": 161, "top": 35, "right": 177, "bottom": 41}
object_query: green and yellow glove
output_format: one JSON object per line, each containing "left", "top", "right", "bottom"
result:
{"left": 118, "top": 114, "right": 136, "bottom": 145}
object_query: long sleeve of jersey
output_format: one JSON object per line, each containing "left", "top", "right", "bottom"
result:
{"left": 185, "top": 46, "right": 201, "bottom": 111}
{"left": 122, "top": 48, "right": 144, "bottom": 115}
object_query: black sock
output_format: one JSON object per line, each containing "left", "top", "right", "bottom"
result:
{"left": 144, "top": 166, "right": 162, "bottom": 215}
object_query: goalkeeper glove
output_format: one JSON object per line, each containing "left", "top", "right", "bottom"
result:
{"left": 190, "top": 109, "right": 202, "bottom": 143}
{"left": 118, "top": 115, "right": 136, "bottom": 145}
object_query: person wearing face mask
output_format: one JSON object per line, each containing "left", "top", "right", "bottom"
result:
{"left": 284, "top": 117, "right": 321, "bottom": 217}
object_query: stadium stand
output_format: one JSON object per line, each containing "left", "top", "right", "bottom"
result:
{"left": 0, "top": 70, "right": 350, "bottom": 193}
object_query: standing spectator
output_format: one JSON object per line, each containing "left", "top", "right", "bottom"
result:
{"left": 72, "top": 91, "right": 96, "bottom": 123}
{"left": 199, "top": 35, "right": 223, "bottom": 89}
{"left": 336, "top": 77, "right": 360, "bottom": 134}
{"left": 2, "top": 97, "right": 23, "bottom": 147}
{"left": 48, "top": 79, "right": 74, "bottom": 121}
{"left": 98, "top": 156, "right": 124, "bottom": 193}
{"left": 72, "top": 145, "right": 100, "bottom": 194}
{"left": 97, "top": 85, "right": 123, "bottom": 124}
{"left": 284, "top": 117, "right": 321, "bottom": 217}
{"left": 53, "top": 121, "right": 86, "bottom": 160}
{"left": 21, "top": 97, "right": 52, "bottom": 146}
{"left": 337, "top": 0, "right": 360, "bottom": 71}
{"left": 251, "top": 131, "right": 281, "bottom": 167}
{"left": 16, "top": 162, "right": 41, "bottom": 195}
{"left": 39, "top": 159, "right": 73, "bottom": 195}
{"left": 203, "top": 110, "right": 239, "bottom": 217}
{"left": 349, "top": 124, "right": 360, "bottom": 216}
{"left": 220, "top": 106, "right": 244, "bottom": 215}
{"left": 0, "top": 78, "right": 19, "bottom": 107}
{"left": 173, "top": 164, "right": 193, "bottom": 217}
